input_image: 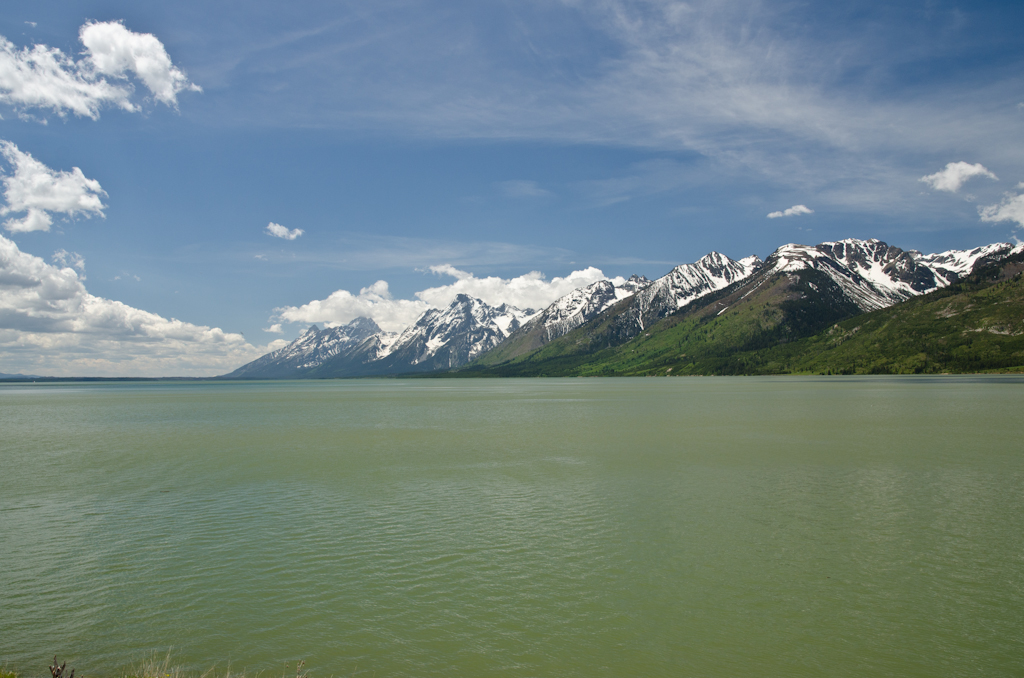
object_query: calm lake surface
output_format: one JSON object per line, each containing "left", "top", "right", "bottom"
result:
{"left": 2, "top": 377, "right": 1023, "bottom": 677}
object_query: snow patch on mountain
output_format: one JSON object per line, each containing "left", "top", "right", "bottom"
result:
{"left": 383, "top": 294, "right": 534, "bottom": 366}
{"left": 225, "top": 238, "right": 1024, "bottom": 379}
{"left": 532, "top": 275, "right": 652, "bottom": 341}
{"left": 224, "top": 316, "right": 383, "bottom": 378}
{"left": 768, "top": 238, "right": 1019, "bottom": 311}
{"left": 630, "top": 251, "right": 762, "bottom": 330}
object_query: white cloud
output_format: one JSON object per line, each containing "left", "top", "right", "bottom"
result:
{"left": 920, "top": 162, "right": 998, "bottom": 193}
{"left": 767, "top": 204, "right": 813, "bottom": 219}
{"left": 0, "top": 234, "right": 268, "bottom": 376}
{"left": 275, "top": 280, "right": 430, "bottom": 333}
{"left": 416, "top": 265, "right": 616, "bottom": 311}
{"left": 266, "top": 221, "right": 304, "bottom": 240}
{"left": 979, "top": 184, "right": 1024, "bottom": 228}
{"left": 425, "top": 263, "right": 473, "bottom": 281}
{"left": 0, "top": 37, "right": 133, "bottom": 119}
{"left": 263, "top": 323, "right": 283, "bottom": 334}
{"left": 497, "top": 180, "right": 552, "bottom": 198}
{"left": 0, "top": 140, "right": 106, "bottom": 232}
{"left": 274, "top": 265, "right": 619, "bottom": 333}
{"left": 0, "top": 21, "right": 199, "bottom": 119}
{"left": 80, "top": 21, "right": 201, "bottom": 107}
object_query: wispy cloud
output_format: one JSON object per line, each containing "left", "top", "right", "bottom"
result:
{"left": 920, "top": 162, "right": 998, "bottom": 193}
{"left": 497, "top": 180, "right": 552, "bottom": 198}
{"left": 52, "top": 249, "right": 86, "bottom": 274}
{"left": 0, "top": 140, "right": 107, "bottom": 232}
{"left": 0, "top": 20, "right": 200, "bottom": 119}
{"left": 266, "top": 221, "right": 304, "bottom": 240}
{"left": 571, "top": 159, "right": 705, "bottom": 207}
{"left": 767, "top": 205, "right": 813, "bottom": 219}
{"left": 210, "top": 1, "right": 1024, "bottom": 216}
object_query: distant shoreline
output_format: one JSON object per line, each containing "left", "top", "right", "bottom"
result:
{"left": 4, "top": 370, "right": 1024, "bottom": 384}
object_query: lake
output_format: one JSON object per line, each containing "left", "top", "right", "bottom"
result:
{"left": 2, "top": 377, "right": 1023, "bottom": 677}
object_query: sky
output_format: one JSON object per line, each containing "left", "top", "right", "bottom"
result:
{"left": 0, "top": 0, "right": 1022, "bottom": 376}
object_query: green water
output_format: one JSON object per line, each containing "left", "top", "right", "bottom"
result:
{"left": 1, "top": 377, "right": 1023, "bottom": 677}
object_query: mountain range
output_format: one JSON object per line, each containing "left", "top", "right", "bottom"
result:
{"left": 222, "top": 238, "right": 1024, "bottom": 379}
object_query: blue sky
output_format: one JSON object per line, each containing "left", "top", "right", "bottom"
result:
{"left": 1, "top": 0, "right": 1022, "bottom": 375}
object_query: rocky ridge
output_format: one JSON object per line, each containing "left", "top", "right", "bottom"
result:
{"left": 767, "top": 239, "right": 1016, "bottom": 311}
{"left": 224, "top": 238, "right": 1024, "bottom": 379}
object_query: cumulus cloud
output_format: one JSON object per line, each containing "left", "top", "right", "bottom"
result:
{"left": 979, "top": 183, "right": 1024, "bottom": 228}
{"left": 0, "top": 140, "right": 106, "bottom": 232}
{"left": 767, "top": 204, "right": 813, "bottom": 219}
{"left": 0, "top": 21, "right": 199, "bottom": 119}
{"left": 920, "top": 162, "right": 998, "bottom": 193}
{"left": 263, "top": 323, "right": 283, "bottom": 334}
{"left": 416, "top": 265, "right": 615, "bottom": 310}
{"left": 80, "top": 21, "right": 201, "bottom": 108}
{"left": 275, "top": 280, "right": 430, "bottom": 333}
{"left": 0, "top": 234, "right": 268, "bottom": 376}
{"left": 265, "top": 222, "right": 304, "bottom": 240}
{"left": 274, "top": 265, "right": 619, "bottom": 333}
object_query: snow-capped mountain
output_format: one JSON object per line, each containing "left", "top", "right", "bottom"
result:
{"left": 224, "top": 316, "right": 383, "bottom": 379}
{"left": 373, "top": 294, "right": 534, "bottom": 372}
{"left": 223, "top": 237, "right": 1024, "bottom": 379}
{"left": 766, "top": 239, "right": 1019, "bottom": 311}
{"left": 629, "top": 252, "right": 763, "bottom": 330}
{"left": 476, "top": 253, "right": 761, "bottom": 364}
{"left": 225, "top": 294, "right": 534, "bottom": 378}
{"left": 469, "top": 274, "right": 652, "bottom": 364}
{"left": 531, "top": 274, "right": 651, "bottom": 342}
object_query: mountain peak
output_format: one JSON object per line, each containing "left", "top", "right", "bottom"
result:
{"left": 697, "top": 251, "right": 727, "bottom": 265}
{"left": 766, "top": 239, "right": 1020, "bottom": 311}
{"left": 342, "top": 316, "right": 382, "bottom": 333}
{"left": 223, "top": 237, "right": 1023, "bottom": 380}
